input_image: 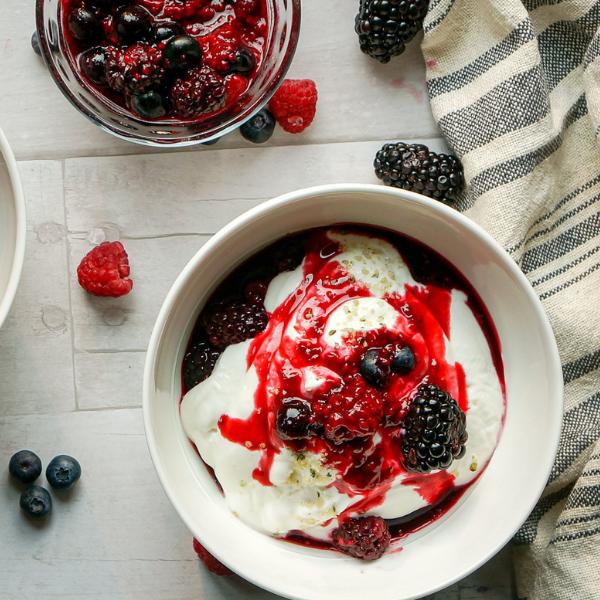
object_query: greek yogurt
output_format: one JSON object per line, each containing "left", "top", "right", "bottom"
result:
{"left": 181, "top": 227, "right": 505, "bottom": 546}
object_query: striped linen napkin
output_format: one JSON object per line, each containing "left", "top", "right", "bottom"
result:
{"left": 421, "top": 1, "right": 600, "bottom": 599}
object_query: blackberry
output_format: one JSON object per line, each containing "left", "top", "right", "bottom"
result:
{"left": 355, "top": 0, "right": 428, "bottom": 64}
{"left": 401, "top": 383, "right": 468, "bottom": 474}
{"left": 9, "top": 450, "right": 42, "bottom": 485}
{"left": 169, "top": 66, "right": 226, "bottom": 118}
{"left": 104, "top": 43, "right": 165, "bottom": 94}
{"left": 203, "top": 300, "right": 268, "bottom": 349}
{"left": 182, "top": 339, "right": 222, "bottom": 392}
{"left": 243, "top": 279, "right": 269, "bottom": 304}
{"left": 374, "top": 142, "right": 464, "bottom": 204}
{"left": 275, "top": 398, "right": 315, "bottom": 440}
{"left": 332, "top": 516, "right": 391, "bottom": 560}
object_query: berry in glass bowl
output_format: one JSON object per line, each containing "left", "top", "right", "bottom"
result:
{"left": 35, "top": 0, "right": 300, "bottom": 146}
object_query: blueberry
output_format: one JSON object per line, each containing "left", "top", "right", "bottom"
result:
{"left": 391, "top": 345, "right": 415, "bottom": 375}
{"left": 31, "top": 32, "right": 41, "bottom": 56}
{"left": 163, "top": 35, "right": 202, "bottom": 71}
{"left": 68, "top": 6, "right": 103, "bottom": 43}
{"left": 226, "top": 48, "right": 255, "bottom": 74}
{"left": 276, "top": 398, "right": 315, "bottom": 440}
{"left": 359, "top": 348, "right": 389, "bottom": 387}
{"left": 19, "top": 485, "right": 52, "bottom": 518}
{"left": 152, "top": 20, "right": 184, "bottom": 44}
{"left": 9, "top": 450, "right": 42, "bottom": 484}
{"left": 239, "top": 109, "right": 275, "bottom": 144}
{"left": 130, "top": 90, "right": 166, "bottom": 119}
{"left": 115, "top": 5, "right": 152, "bottom": 44}
{"left": 80, "top": 47, "right": 108, "bottom": 85}
{"left": 46, "top": 455, "right": 81, "bottom": 490}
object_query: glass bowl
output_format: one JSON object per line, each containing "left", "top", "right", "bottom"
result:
{"left": 35, "top": 0, "right": 300, "bottom": 146}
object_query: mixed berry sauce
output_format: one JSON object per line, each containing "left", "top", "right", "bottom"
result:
{"left": 60, "top": 0, "right": 268, "bottom": 121}
{"left": 182, "top": 225, "right": 505, "bottom": 554}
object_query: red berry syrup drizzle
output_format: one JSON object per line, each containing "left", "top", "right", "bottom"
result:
{"left": 181, "top": 225, "right": 506, "bottom": 547}
{"left": 60, "top": 0, "right": 267, "bottom": 120}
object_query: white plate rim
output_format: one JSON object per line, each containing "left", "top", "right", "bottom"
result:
{"left": 0, "top": 126, "right": 26, "bottom": 329}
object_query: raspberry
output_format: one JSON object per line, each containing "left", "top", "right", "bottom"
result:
{"left": 182, "top": 339, "right": 222, "bottom": 393}
{"left": 268, "top": 79, "right": 318, "bottom": 134}
{"left": 202, "top": 299, "right": 268, "bottom": 348}
{"left": 104, "top": 43, "right": 165, "bottom": 94}
{"left": 401, "top": 383, "right": 468, "bottom": 474}
{"left": 355, "top": 0, "right": 428, "bottom": 63}
{"left": 169, "top": 66, "right": 226, "bottom": 118}
{"left": 332, "top": 516, "right": 391, "bottom": 560}
{"left": 374, "top": 142, "right": 465, "bottom": 204}
{"left": 231, "top": 0, "right": 258, "bottom": 17}
{"left": 77, "top": 241, "right": 133, "bottom": 298}
{"left": 193, "top": 538, "right": 234, "bottom": 576}
{"left": 316, "top": 375, "right": 383, "bottom": 444}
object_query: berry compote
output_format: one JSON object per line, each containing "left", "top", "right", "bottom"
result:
{"left": 60, "top": 0, "right": 268, "bottom": 121}
{"left": 180, "top": 225, "right": 506, "bottom": 560}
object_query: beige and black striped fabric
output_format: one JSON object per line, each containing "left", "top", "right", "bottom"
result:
{"left": 422, "top": 1, "right": 600, "bottom": 598}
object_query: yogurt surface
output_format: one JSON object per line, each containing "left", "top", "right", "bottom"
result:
{"left": 181, "top": 228, "right": 505, "bottom": 542}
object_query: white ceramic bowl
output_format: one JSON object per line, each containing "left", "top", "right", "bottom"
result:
{"left": 0, "top": 127, "right": 26, "bottom": 329}
{"left": 143, "top": 183, "right": 563, "bottom": 600}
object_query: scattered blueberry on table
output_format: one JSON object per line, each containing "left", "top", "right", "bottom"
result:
{"left": 19, "top": 485, "right": 52, "bottom": 519}
{"left": 46, "top": 455, "right": 82, "bottom": 490}
{"left": 239, "top": 108, "right": 275, "bottom": 143}
{"left": 9, "top": 450, "right": 42, "bottom": 485}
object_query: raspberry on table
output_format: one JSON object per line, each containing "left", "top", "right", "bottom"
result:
{"left": 169, "top": 65, "right": 227, "bottom": 118}
{"left": 9, "top": 450, "right": 42, "bottom": 485}
{"left": 268, "top": 79, "right": 318, "bottom": 134}
{"left": 374, "top": 142, "right": 465, "bottom": 204}
{"left": 202, "top": 299, "right": 268, "bottom": 348}
{"left": 355, "top": 0, "right": 428, "bottom": 63}
{"left": 193, "top": 538, "right": 234, "bottom": 576}
{"left": 77, "top": 241, "right": 133, "bottom": 298}
{"left": 401, "top": 383, "right": 468, "bottom": 474}
{"left": 104, "top": 43, "right": 165, "bottom": 94}
{"left": 332, "top": 515, "right": 391, "bottom": 560}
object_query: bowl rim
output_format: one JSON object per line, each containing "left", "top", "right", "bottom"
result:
{"left": 0, "top": 126, "right": 26, "bottom": 329}
{"left": 35, "top": 0, "right": 302, "bottom": 147}
{"left": 143, "top": 183, "right": 564, "bottom": 599}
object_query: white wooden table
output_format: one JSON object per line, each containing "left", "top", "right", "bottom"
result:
{"left": 0, "top": 1, "right": 517, "bottom": 598}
